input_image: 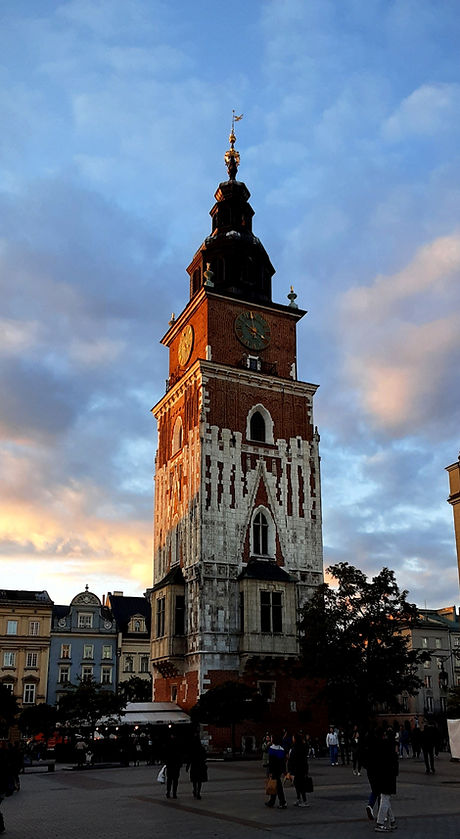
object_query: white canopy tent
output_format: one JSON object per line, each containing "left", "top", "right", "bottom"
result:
{"left": 99, "top": 702, "right": 190, "bottom": 727}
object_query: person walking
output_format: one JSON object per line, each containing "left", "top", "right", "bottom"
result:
{"left": 287, "top": 732, "right": 310, "bottom": 807}
{"left": 351, "top": 729, "right": 362, "bottom": 776}
{"left": 261, "top": 733, "right": 271, "bottom": 776}
{"left": 186, "top": 735, "right": 207, "bottom": 800}
{"left": 374, "top": 728, "right": 399, "bottom": 833}
{"left": 420, "top": 719, "right": 436, "bottom": 774}
{"left": 164, "top": 732, "right": 183, "bottom": 799}
{"left": 326, "top": 726, "right": 339, "bottom": 766}
{"left": 265, "top": 733, "right": 287, "bottom": 809}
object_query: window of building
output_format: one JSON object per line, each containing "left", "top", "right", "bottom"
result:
{"left": 172, "top": 417, "right": 183, "bottom": 455}
{"left": 453, "top": 636, "right": 460, "bottom": 647}
{"left": 26, "top": 652, "right": 38, "bottom": 667}
{"left": 3, "top": 652, "right": 15, "bottom": 667}
{"left": 83, "top": 644, "right": 94, "bottom": 660}
{"left": 6, "top": 621, "right": 17, "bottom": 635}
{"left": 421, "top": 637, "right": 428, "bottom": 648}
{"left": 246, "top": 355, "right": 261, "bottom": 372}
{"left": 246, "top": 405, "right": 274, "bottom": 444}
{"left": 61, "top": 644, "right": 71, "bottom": 659}
{"left": 260, "top": 591, "right": 282, "bottom": 633}
{"left": 101, "top": 667, "right": 112, "bottom": 685}
{"left": 174, "top": 595, "right": 185, "bottom": 636}
{"left": 424, "top": 675, "right": 432, "bottom": 688}
{"left": 23, "top": 683, "right": 36, "bottom": 704}
{"left": 102, "top": 645, "right": 112, "bottom": 660}
{"left": 423, "top": 658, "right": 430, "bottom": 669}
{"left": 133, "top": 619, "right": 141, "bottom": 632}
{"left": 59, "top": 666, "right": 70, "bottom": 684}
{"left": 401, "top": 695, "right": 409, "bottom": 711}
{"left": 249, "top": 411, "right": 266, "bottom": 442}
{"left": 435, "top": 638, "right": 442, "bottom": 649}
{"left": 435, "top": 657, "right": 443, "bottom": 670}
{"left": 81, "top": 666, "right": 93, "bottom": 680}
{"left": 78, "top": 612, "right": 93, "bottom": 629}
{"left": 253, "top": 511, "right": 269, "bottom": 555}
{"left": 258, "top": 681, "right": 276, "bottom": 702}
{"left": 3, "top": 683, "right": 14, "bottom": 694}
{"left": 290, "top": 700, "right": 297, "bottom": 712}
{"left": 124, "top": 655, "right": 134, "bottom": 673}
{"left": 29, "top": 621, "right": 40, "bottom": 636}
{"left": 171, "top": 685, "right": 178, "bottom": 702}
{"left": 425, "top": 696, "right": 434, "bottom": 713}
{"left": 156, "top": 597, "right": 166, "bottom": 638}
{"left": 140, "top": 656, "right": 149, "bottom": 674}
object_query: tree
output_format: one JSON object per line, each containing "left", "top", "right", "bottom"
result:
{"left": 57, "top": 678, "right": 126, "bottom": 737}
{"left": 117, "top": 675, "right": 152, "bottom": 703}
{"left": 19, "top": 703, "right": 57, "bottom": 743}
{"left": 446, "top": 686, "right": 460, "bottom": 719}
{"left": 298, "top": 563, "right": 422, "bottom": 726}
{"left": 191, "top": 680, "right": 267, "bottom": 754}
{"left": 0, "top": 685, "right": 19, "bottom": 736}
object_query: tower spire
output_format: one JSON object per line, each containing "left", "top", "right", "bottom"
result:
{"left": 224, "top": 110, "right": 243, "bottom": 180}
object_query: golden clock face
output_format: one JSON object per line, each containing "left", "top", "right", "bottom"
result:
{"left": 178, "top": 324, "right": 194, "bottom": 366}
{"left": 234, "top": 310, "right": 271, "bottom": 351}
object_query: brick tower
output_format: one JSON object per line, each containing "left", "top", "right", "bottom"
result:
{"left": 148, "top": 125, "right": 324, "bottom": 740}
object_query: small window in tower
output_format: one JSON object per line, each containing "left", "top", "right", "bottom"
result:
{"left": 172, "top": 417, "right": 183, "bottom": 456}
{"left": 174, "top": 595, "right": 185, "bottom": 636}
{"left": 246, "top": 355, "right": 261, "bottom": 372}
{"left": 253, "top": 511, "right": 269, "bottom": 555}
{"left": 250, "top": 411, "right": 266, "bottom": 442}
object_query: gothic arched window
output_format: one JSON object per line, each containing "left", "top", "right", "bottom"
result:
{"left": 250, "top": 411, "right": 266, "bottom": 442}
{"left": 253, "top": 511, "right": 269, "bottom": 555}
{"left": 246, "top": 404, "right": 274, "bottom": 444}
{"left": 172, "top": 417, "right": 183, "bottom": 456}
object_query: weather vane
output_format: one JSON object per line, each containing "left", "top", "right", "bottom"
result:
{"left": 224, "top": 110, "right": 243, "bottom": 180}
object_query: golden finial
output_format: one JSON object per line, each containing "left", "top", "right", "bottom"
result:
{"left": 224, "top": 110, "right": 243, "bottom": 180}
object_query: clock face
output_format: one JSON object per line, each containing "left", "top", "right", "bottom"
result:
{"left": 178, "top": 324, "right": 194, "bottom": 366}
{"left": 234, "top": 311, "right": 271, "bottom": 351}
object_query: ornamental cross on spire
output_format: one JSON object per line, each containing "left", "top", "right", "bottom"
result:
{"left": 224, "top": 110, "right": 243, "bottom": 180}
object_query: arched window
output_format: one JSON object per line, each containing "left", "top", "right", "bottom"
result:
{"left": 253, "top": 511, "right": 268, "bottom": 555}
{"left": 250, "top": 411, "right": 266, "bottom": 442}
{"left": 172, "top": 417, "right": 183, "bottom": 455}
{"left": 246, "top": 404, "right": 274, "bottom": 444}
{"left": 250, "top": 506, "right": 276, "bottom": 558}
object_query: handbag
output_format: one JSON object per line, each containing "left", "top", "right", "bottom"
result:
{"left": 265, "top": 777, "right": 277, "bottom": 796}
{"left": 156, "top": 764, "right": 167, "bottom": 784}
{"left": 305, "top": 775, "right": 314, "bottom": 793}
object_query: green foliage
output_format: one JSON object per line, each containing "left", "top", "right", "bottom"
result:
{"left": 191, "top": 680, "right": 267, "bottom": 752}
{"left": 57, "top": 678, "right": 126, "bottom": 734}
{"left": 117, "top": 675, "right": 152, "bottom": 703}
{"left": 298, "top": 562, "right": 422, "bottom": 725}
{"left": 446, "top": 686, "right": 460, "bottom": 719}
{"left": 19, "top": 703, "right": 57, "bottom": 739}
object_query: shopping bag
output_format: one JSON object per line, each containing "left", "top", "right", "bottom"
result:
{"left": 265, "top": 777, "right": 277, "bottom": 796}
{"left": 157, "top": 764, "right": 167, "bottom": 783}
{"left": 306, "top": 775, "right": 314, "bottom": 793}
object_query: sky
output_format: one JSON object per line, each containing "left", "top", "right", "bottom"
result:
{"left": 0, "top": 0, "right": 459, "bottom": 609}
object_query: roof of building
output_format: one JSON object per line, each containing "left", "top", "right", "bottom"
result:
{"left": 108, "top": 594, "right": 151, "bottom": 634}
{"left": 151, "top": 565, "right": 185, "bottom": 592}
{"left": 237, "top": 560, "right": 295, "bottom": 583}
{"left": 0, "top": 589, "right": 53, "bottom": 604}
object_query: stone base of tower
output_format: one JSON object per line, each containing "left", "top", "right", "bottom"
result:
{"left": 153, "top": 663, "right": 327, "bottom": 754}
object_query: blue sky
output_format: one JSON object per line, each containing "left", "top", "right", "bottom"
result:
{"left": 0, "top": 0, "right": 459, "bottom": 608}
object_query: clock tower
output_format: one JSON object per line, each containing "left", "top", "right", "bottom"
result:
{"left": 149, "top": 126, "right": 324, "bottom": 743}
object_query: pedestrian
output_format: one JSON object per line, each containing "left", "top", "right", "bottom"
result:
{"left": 74, "top": 738, "right": 87, "bottom": 769}
{"left": 351, "top": 729, "right": 362, "bottom": 776}
{"left": 420, "top": 719, "right": 436, "bottom": 774}
{"left": 265, "top": 733, "right": 287, "bottom": 809}
{"left": 374, "top": 728, "right": 398, "bottom": 833}
{"left": 326, "top": 725, "right": 339, "bottom": 765}
{"left": 186, "top": 735, "right": 207, "bottom": 799}
{"left": 399, "top": 725, "right": 410, "bottom": 759}
{"left": 338, "top": 728, "right": 349, "bottom": 765}
{"left": 164, "top": 732, "right": 183, "bottom": 799}
{"left": 261, "top": 733, "right": 271, "bottom": 775}
{"left": 361, "top": 727, "right": 380, "bottom": 822}
{"left": 287, "top": 732, "right": 310, "bottom": 808}
{"left": 0, "top": 741, "right": 15, "bottom": 834}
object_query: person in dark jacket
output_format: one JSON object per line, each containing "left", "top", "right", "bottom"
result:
{"left": 186, "top": 735, "right": 207, "bottom": 799}
{"left": 420, "top": 720, "right": 437, "bottom": 774}
{"left": 287, "top": 732, "right": 310, "bottom": 807}
{"left": 0, "top": 741, "right": 15, "bottom": 833}
{"left": 265, "top": 734, "right": 287, "bottom": 809}
{"left": 164, "top": 733, "right": 183, "bottom": 799}
{"left": 374, "top": 728, "right": 399, "bottom": 833}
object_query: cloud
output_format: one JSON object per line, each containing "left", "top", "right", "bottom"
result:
{"left": 339, "top": 233, "right": 460, "bottom": 435}
{"left": 383, "top": 83, "right": 460, "bottom": 141}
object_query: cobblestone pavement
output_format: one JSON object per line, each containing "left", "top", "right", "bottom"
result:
{"left": 3, "top": 752, "right": 460, "bottom": 839}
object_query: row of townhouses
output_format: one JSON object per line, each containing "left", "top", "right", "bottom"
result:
{"left": 0, "top": 587, "right": 150, "bottom": 708}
